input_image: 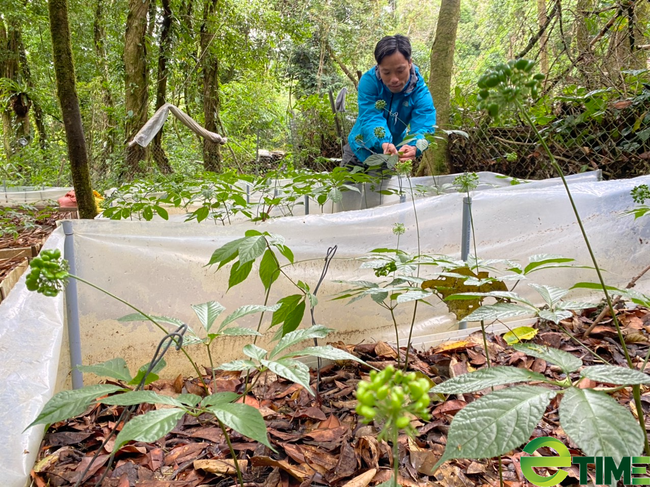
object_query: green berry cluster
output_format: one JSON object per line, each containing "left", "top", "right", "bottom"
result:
{"left": 394, "top": 159, "right": 412, "bottom": 176}
{"left": 392, "top": 222, "right": 405, "bottom": 236}
{"left": 631, "top": 184, "right": 650, "bottom": 204}
{"left": 374, "top": 261, "right": 397, "bottom": 278}
{"left": 374, "top": 127, "right": 386, "bottom": 139}
{"left": 355, "top": 365, "right": 431, "bottom": 440}
{"left": 477, "top": 59, "right": 545, "bottom": 118}
{"left": 25, "top": 249, "right": 69, "bottom": 297}
{"left": 375, "top": 100, "right": 387, "bottom": 111}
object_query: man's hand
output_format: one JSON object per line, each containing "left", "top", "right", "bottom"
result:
{"left": 382, "top": 142, "right": 398, "bottom": 155}
{"left": 398, "top": 144, "right": 417, "bottom": 161}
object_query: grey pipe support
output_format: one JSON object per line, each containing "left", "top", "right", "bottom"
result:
{"left": 62, "top": 221, "right": 84, "bottom": 389}
{"left": 304, "top": 195, "right": 309, "bottom": 215}
{"left": 459, "top": 196, "right": 472, "bottom": 330}
{"left": 461, "top": 196, "right": 471, "bottom": 262}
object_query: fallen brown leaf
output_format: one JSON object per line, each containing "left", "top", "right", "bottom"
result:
{"left": 340, "top": 468, "right": 376, "bottom": 487}
{"left": 250, "top": 455, "right": 316, "bottom": 481}
{"left": 194, "top": 458, "right": 248, "bottom": 475}
{"left": 375, "top": 342, "right": 398, "bottom": 359}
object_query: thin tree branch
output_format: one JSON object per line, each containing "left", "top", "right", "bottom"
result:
{"left": 542, "top": 6, "right": 624, "bottom": 95}
{"left": 516, "top": 1, "right": 559, "bottom": 59}
{"left": 325, "top": 41, "right": 358, "bottom": 89}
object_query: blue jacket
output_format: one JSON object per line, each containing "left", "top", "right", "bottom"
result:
{"left": 348, "top": 65, "right": 436, "bottom": 163}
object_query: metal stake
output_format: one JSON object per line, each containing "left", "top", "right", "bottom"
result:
{"left": 62, "top": 221, "right": 83, "bottom": 389}
{"left": 459, "top": 196, "right": 472, "bottom": 330}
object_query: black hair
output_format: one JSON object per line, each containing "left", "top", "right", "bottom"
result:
{"left": 374, "top": 35, "right": 412, "bottom": 65}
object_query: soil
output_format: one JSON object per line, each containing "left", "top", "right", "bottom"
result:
{"left": 30, "top": 305, "right": 650, "bottom": 487}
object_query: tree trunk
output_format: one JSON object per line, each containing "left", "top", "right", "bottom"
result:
{"left": 200, "top": 0, "right": 221, "bottom": 172}
{"left": 48, "top": 0, "right": 97, "bottom": 219}
{"left": 575, "top": 0, "right": 597, "bottom": 88}
{"left": 0, "top": 19, "right": 31, "bottom": 158}
{"left": 124, "top": 0, "right": 151, "bottom": 179}
{"left": 152, "top": 0, "right": 174, "bottom": 174}
{"left": 93, "top": 0, "right": 118, "bottom": 170}
{"left": 13, "top": 25, "right": 48, "bottom": 150}
{"left": 537, "top": 0, "right": 549, "bottom": 74}
{"left": 629, "top": 0, "right": 649, "bottom": 69}
{"left": 419, "top": 0, "right": 460, "bottom": 176}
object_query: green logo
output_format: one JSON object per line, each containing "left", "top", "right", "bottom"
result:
{"left": 521, "top": 437, "right": 650, "bottom": 486}
{"left": 521, "top": 437, "right": 571, "bottom": 486}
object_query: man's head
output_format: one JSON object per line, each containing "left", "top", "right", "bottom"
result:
{"left": 374, "top": 35, "right": 413, "bottom": 93}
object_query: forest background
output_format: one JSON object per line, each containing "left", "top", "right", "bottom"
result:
{"left": 1, "top": 0, "right": 649, "bottom": 198}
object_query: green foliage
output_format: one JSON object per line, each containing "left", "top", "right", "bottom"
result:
{"left": 453, "top": 172, "right": 479, "bottom": 192}
{"left": 431, "top": 346, "right": 648, "bottom": 472}
{"left": 25, "top": 248, "right": 69, "bottom": 296}
{"left": 447, "top": 283, "right": 594, "bottom": 325}
{"left": 26, "top": 384, "right": 125, "bottom": 429}
{"left": 219, "top": 324, "right": 364, "bottom": 394}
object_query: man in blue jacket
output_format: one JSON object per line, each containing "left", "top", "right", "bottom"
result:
{"left": 344, "top": 34, "right": 436, "bottom": 170}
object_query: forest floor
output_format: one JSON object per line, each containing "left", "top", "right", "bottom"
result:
{"left": 30, "top": 304, "right": 650, "bottom": 487}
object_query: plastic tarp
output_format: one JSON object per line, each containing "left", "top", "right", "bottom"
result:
{"left": 1, "top": 186, "right": 73, "bottom": 206}
{"left": 129, "top": 103, "right": 227, "bottom": 148}
{"left": 0, "top": 229, "right": 66, "bottom": 487}
{"left": 73, "top": 173, "right": 650, "bottom": 377}
{"left": 2, "top": 173, "right": 650, "bottom": 487}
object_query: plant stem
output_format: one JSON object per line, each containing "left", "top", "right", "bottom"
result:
{"left": 480, "top": 320, "right": 492, "bottom": 368}
{"left": 515, "top": 102, "right": 632, "bottom": 366}
{"left": 407, "top": 176, "right": 421, "bottom": 262}
{"left": 217, "top": 418, "right": 244, "bottom": 487}
{"left": 465, "top": 185, "right": 493, "bottom": 368}
{"left": 389, "top": 306, "right": 401, "bottom": 368}
{"left": 498, "top": 456, "right": 504, "bottom": 487}
{"left": 253, "top": 285, "right": 272, "bottom": 344}
{"left": 404, "top": 300, "right": 418, "bottom": 370}
{"left": 556, "top": 322, "right": 609, "bottom": 364}
{"left": 206, "top": 344, "right": 217, "bottom": 393}
{"left": 404, "top": 176, "right": 421, "bottom": 369}
{"left": 71, "top": 275, "right": 207, "bottom": 390}
{"left": 516, "top": 101, "right": 648, "bottom": 453}
{"left": 392, "top": 427, "right": 400, "bottom": 487}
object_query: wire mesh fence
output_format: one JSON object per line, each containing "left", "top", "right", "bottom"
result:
{"left": 447, "top": 85, "right": 650, "bottom": 180}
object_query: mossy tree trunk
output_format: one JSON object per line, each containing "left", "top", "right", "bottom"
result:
{"left": 18, "top": 30, "right": 47, "bottom": 150}
{"left": 201, "top": 0, "right": 221, "bottom": 173}
{"left": 419, "top": 0, "right": 460, "bottom": 176}
{"left": 48, "top": 0, "right": 97, "bottom": 219}
{"left": 124, "top": 0, "right": 151, "bottom": 179}
{"left": 152, "top": 0, "right": 174, "bottom": 174}
{"left": 0, "top": 18, "right": 32, "bottom": 159}
{"left": 93, "top": 0, "right": 118, "bottom": 171}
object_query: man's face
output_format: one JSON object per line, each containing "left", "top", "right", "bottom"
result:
{"left": 378, "top": 52, "right": 412, "bottom": 93}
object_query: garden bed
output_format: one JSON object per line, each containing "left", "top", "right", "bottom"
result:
{"left": 30, "top": 304, "right": 650, "bottom": 487}
{"left": 0, "top": 205, "right": 77, "bottom": 302}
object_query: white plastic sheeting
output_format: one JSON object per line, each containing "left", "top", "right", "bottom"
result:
{"left": 1, "top": 186, "right": 72, "bottom": 206}
{"left": 0, "top": 229, "right": 66, "bottom": 487}
{"left": 2, "top": 173, "right": 650, "bottom": 487}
